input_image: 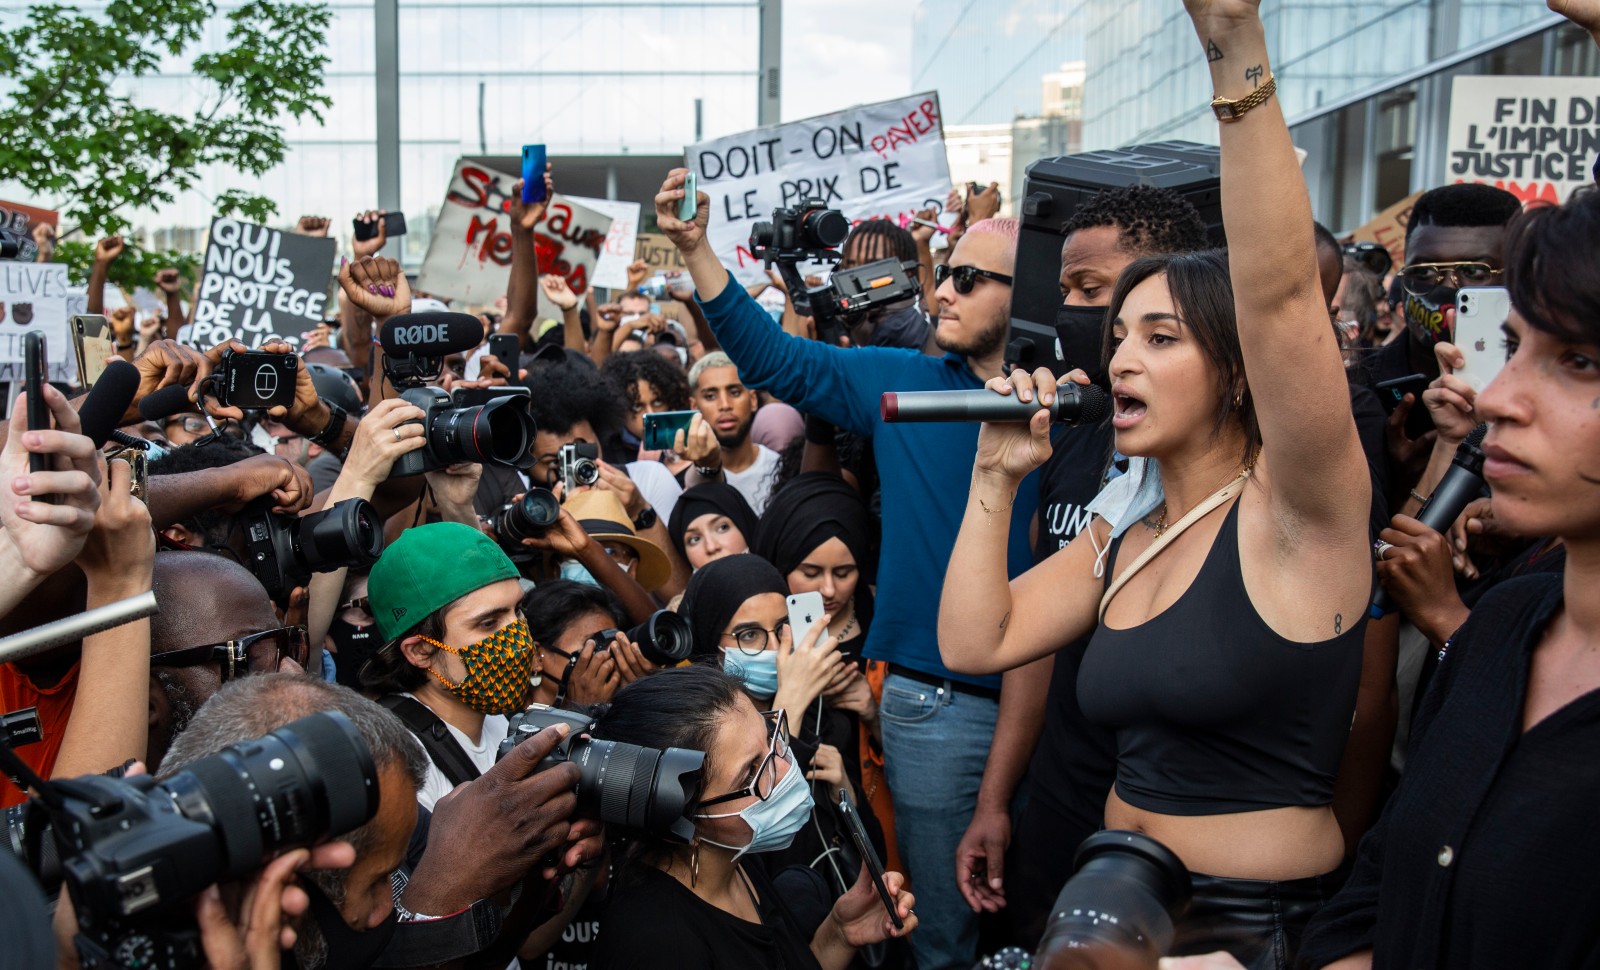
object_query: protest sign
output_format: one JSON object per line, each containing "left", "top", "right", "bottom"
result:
{"left": 1349, "top": 189, "right": 1423, "bottom": 272}
{"left": 0, "top": 262, "right": 71, "bottom": 383}
{"left": 0, "top": 199, "right": 58, "bottom": 263}
{"left": 417, "top": 160, "right": 613, "bottom": 322}
{"left": 188, "top": 217, "right": 336, "bottom": 349}
{"left": 569, "top": 196, "right": 641, "bottom": 290}
{"left": 1447, "top": 76, "right": 1600, "bottom": 205}
{"left": 634, "top": 232, "right": 687, "bottom": 273}
{"left": 687, "top": 92, "right": 953, "bottom": 284}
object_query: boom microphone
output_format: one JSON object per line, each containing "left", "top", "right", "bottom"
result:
{"left": 78, "top": 361, "right": 140, "bottom": 448}
{"left": 378, "top": 312, "right": 484, "bottom": 359}
{"left": 137, "top": 383, "right": 198, "bottom": 422}
{"left": 881, "top": 383, "right": 1109, "bottom": 426}
{"left": 1370, "top": 424, "right": 1488, "bottom": 619}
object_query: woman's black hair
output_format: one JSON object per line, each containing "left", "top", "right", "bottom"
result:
{"left": 1503, "top": 186, "right": 1600, "bottom": 349}
{"left": 1102, "top": 249, "right": 1261, "bottom": 463}
{"left": 520, "top": 579, "right": 622, "bottom": 648}
{"left": 600, "top": 350, "right": 692, "bottom": 414}
{"left": 359, "top": 609, "right": 445, "bottom": 694}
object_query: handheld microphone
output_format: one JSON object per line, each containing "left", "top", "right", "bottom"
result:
{"left": 137, "top": 383, "right": 198, "bottom": 423}
{"left": 378, "top": 312, "right": 484, "bottom": 359}
{"left": 1370, "top": 424, "right": 1488, "bottom": 619}
{"left": 78, "top": 361, "right": 141, "bottom": 448}
{"left": 881, "top": 383, "right": 1109, "bottom": 427}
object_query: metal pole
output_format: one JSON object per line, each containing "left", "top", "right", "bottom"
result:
{"left": 695, "top": 97, "right": 704, "bottom": 142}
{"left": 374, "top": 0, "right": 402, "bottom": 258}
{"left": 757, "top": 0, "right": 781, "bottom": 125}
{"left": 478, "top": 81, "right": 488, "bottom": 155}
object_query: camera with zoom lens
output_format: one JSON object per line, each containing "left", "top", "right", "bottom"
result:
{"left": 972, "top": 830, "right": 1191, "bottom": 970}
{"left": 748, "top": 200, "right": 921, "bottom": 345}
{"left": 493, "top": 488, "right": 561, "bottom": 552}
{"left": 240, "top": 496, "right": 384, "bottom": 603}
{"left": 4, "top": 712, "right": 378, "bottom": 970}
{"left": 593, "top": 610, "right": 695, "bottom": 668}
{"left": 558, "top": 442, "right": 600, "bottom": 494}
{"left": 496, "top": 704, "right": 706, "bottom": 839}
{"left": 389, "top": 384, "right": 537, "bottom": 478}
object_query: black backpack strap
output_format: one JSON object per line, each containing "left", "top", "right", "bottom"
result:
{"left": 379, "top": 695, "right": 482, "bottom": 788}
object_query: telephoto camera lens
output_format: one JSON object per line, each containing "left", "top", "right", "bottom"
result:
{"left": 597, "top": 610, "right": 694, "bottom": 667}
{"left": 798, "top": 205, "right": 850, "bottom": 250}
{"left": 1033, "top": 831, "right": 1191, "bottom": 969}
{"left": 297, "top": 497, "right": 385, "bottom": 570}
{"left": 494, "top": 488, "right": 561, "bottom": 545}
{"left": 431, "top": 396, "right": 536, "bottom": 466}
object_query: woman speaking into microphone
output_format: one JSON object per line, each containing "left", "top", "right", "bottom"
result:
{"left": 938, "top": 1, "right": 1373, "bottom": 966}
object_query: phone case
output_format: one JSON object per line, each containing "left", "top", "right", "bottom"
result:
{"left": 522, "top": 145, "right": 548, "bottom": 204}
{"left": 786, "top": 591, "right": 826, "bottom": 646}
{"left": 678, "top": 172, "right": 698, "bottom": 222}
{"left": 642, "top": 410, "right": 696, "bottom": 451}
{"left": 1454, "top": 287, "right": 1511, "bottom": 392}
{"left": 838, "top": 793, "right": 902, "bottom": 930}
{"left": 72, "top": 315, "right": 116, "bottom": 388}
{"left": 24, "top": 332, "right": 53, "bottom": 485}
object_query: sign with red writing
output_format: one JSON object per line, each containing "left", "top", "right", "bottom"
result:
{"left": 687, "top": 92, "right": 953, "bottom": 284}
{"left": 1446, "top": 76, "right": 1600, "bottom": 206}
{"left": 417, "top": 160, "right": 613, "bottom": 319}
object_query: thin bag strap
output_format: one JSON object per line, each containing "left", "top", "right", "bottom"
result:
{"left": 1098, "top": 469, "right": 1252, "bottom": 622}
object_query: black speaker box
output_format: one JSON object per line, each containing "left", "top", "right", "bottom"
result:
{"left": 1007, "top": 141, "right": 1225, "bottom": 368}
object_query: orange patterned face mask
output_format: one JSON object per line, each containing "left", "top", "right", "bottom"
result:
{"left": 419, "top": 618, "right": 535, "bottom": 715}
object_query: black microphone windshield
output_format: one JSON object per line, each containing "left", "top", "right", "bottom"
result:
{"left": 79, "top": 361, "right": 141, "bottom": 448}
{"left": 379, "top": 312, "right": 484, "bottom": 359}
{"left": 137, "top": 383, "right": 197, "bottom": 423}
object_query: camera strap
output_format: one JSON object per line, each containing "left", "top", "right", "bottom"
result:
{"left": 379, "top": 695, "right": 482, "bottom": 788}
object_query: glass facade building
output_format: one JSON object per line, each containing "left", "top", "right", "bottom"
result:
{"left": 913, "top": 0, "right": 1597, "bottom": 231}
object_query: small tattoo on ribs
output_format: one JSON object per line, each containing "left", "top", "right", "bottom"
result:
{"left": 1334, "top": 613, "right": 1343, "bottom": 635}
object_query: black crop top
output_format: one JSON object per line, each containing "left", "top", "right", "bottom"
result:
{"left": 1076, "top": 500, "right": 1366, "bottom": 815}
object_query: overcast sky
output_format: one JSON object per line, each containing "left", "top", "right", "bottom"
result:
{"left": 781, "top": 0, "right": 918, "bottom": 122}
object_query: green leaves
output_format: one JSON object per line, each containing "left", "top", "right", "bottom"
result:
{"left": 56, "top": 240, "right": 201, "bottom": 292}
{"left": 0, "top": 0, "right": 332, "bottom": 243}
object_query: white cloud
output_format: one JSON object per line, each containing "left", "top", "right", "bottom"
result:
{"left": 780, "top": 0, "right": 918, "bottom": 122}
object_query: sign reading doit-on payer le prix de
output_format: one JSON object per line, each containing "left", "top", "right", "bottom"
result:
{"left": 687, "top": 92, "right": 954, "bottom": 285}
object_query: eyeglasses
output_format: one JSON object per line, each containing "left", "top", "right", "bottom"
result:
{"left": 152, "top": 626, "right": 310, "bottom": 681}
{"left": 1398, "top": 262, "right": 1501, "bottom": 293}
{"left": 934, "top": 263, "right": 1014, "bottom": 294}
{"left": 697, "top": 710, "right": 791, "bottom": 809}
{"left": 339, "top": 595, "right": 371, "bottom": 615}
{"left": 720, "top": 620, "right": 788, "bottom": 657}
{"left": 163, "top": 415, "right": 244, "bottom": 438}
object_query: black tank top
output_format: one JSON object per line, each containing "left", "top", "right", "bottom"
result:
{"left": 1077, "top": 500, "right": 1366, "bottom": 815}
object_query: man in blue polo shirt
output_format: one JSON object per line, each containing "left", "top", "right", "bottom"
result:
{"left": 654, "top": 169, "right": 1038, "bottom": 969}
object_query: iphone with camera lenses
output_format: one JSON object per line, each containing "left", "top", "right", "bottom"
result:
{"left": 71, "top": 314, "right": 116, "bottom": 388}
{"left": 1453, "top": 287, "right": 1511, "bottom": 393}
{"left": 786, "top": 591, "right": 826, "bottom": 650}
{"left": 642, "top": 410, "right": 696, "bottom": 451}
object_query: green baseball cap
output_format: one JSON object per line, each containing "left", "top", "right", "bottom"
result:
{"left": 369, "top": 522, "right": 519, "bottom": 642}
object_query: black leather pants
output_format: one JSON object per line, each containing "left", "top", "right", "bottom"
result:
{"left": 1168, "top": 867, "right": 1346, "bottom": 970}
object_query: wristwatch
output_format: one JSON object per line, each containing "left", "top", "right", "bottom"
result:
{"left": 308, "top": 400, "right": 347, "bottom": 450}
{"left": 694, "top": 463, "right": 723, "bottom": 479}
{"left": 633, "top": 506, "right": 658, "bottom": 531}
{"left": 1211, "top": 73, "right": 1276, "bottom": 122}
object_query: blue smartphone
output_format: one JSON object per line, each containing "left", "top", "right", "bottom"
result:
{"left": 678, "top": 171, "right": 698, "bottom": 222}
{"left": 521, "top": 145, "right": 548, "bottom": 204}
{"left": 643, "top": 410, "right": 697, "bottom": 451}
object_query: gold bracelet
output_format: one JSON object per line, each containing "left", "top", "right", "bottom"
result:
{"left": 1211, "top": 72, "right": 1276, "bottom": 122}
{"left": 974, "top": 472, "right": 1016, "bottom": 517}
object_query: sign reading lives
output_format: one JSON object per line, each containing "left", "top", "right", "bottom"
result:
{"left": 0, "top": 262, "right": 71, "bottom": 383}
{"left": 1446, "top": 75, "right": 1600, "bottom": 205}
{"left": 687, "top": 92, "right": 953, "bottom": 284}
{"left": 189, "top": 217, "right": 337, "bottom": 349}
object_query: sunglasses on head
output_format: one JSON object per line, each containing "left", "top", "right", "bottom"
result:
{"left": 1341, "top": 241, "right": 1393, "bottom": 278}
{"left": 934, "top": 263, "right": 1013, "bottom": 294}
{"left": 151, "top": 626, "right": 310, "bottom": 682}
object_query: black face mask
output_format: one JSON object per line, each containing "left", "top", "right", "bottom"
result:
{"left": 1401, "top": 284, "right": 1456, "bottom": 350}
{"left": 1053, "top": 304, "right": 1111, "bottom": 389}
{"left": 300, "top": 877, "right": 399, "bottom": 970}
{"left": 328, "top": 618, "right": 377, "bottom": 691}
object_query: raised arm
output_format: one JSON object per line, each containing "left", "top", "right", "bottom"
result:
{"left": 501, "top": 173, "right": 550, "bottom": 347}
{"left": 1188, "top": 1, "right": 1367, "bottom": 526}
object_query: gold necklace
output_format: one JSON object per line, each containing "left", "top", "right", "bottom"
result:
{"left": 1151, "top": 504, "right": 1169, "bottom": 538}
{"left": 1148, "top": 451, "right": 1259, "bottom": 539}
{"left": 836, "top": 605, "right": 857, "bottom": 640}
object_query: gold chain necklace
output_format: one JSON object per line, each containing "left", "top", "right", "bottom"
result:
{"left": 1147, "top": 451, "right": 1260, "bottom": 539}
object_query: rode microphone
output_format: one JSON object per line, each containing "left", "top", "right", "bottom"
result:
{"left": 78, "top": 361, "right": 141, "bottom": 449}
{"left": 378, "top": 312, "right": 484, "bottom": 359}
{"left": 138, "top": 383, "right": 197, "bottom": 423}
{"left": 881, "top": 383, "right": 1109, "bottom": 426}
{"left": 1370, "top": 424, "right": 1488, "bottom": 619}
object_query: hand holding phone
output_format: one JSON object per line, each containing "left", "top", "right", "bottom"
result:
{"left": 487, "top": 333, "right": 521, "bottom": 370}
{"left": 838, "top": 792, "right": 904, "bottom": 932}
{"left": 1453, "top": 286, "right": 1511, "bottom": 392}
{"left": 522, "top": 145, "right": 549, "bottom": 205}
{"left": 678, "top": 172, "right": 698, "bottom": 222}
{"left": 642, "top": 410, "right": 696, "bottom": 451}
{"left": 352, "top": 211, "right": 407, "bottom": 242}
{"left": 23, "top": 332, "right": 53, "bottom": 488}
{"left": 786, "top": 591, "right": 826, "bottom": 649}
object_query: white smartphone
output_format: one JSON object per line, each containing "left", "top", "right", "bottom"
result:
{"left": 1454, "top": 286, "right": 1512, "bottom": 392}
{"left": 786, "top": 591, "right": 826, "bottom": 650}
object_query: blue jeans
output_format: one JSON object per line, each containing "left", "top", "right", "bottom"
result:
{"left": 879, "top": 672, "right": 999, "bottom": 970}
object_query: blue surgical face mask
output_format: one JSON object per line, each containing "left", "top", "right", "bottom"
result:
{"left": 721, "top": 648, "right": 778, "bottom": 697}
{"left": 145, "top": 441, "right": 167, "bottom": 462}
{"left": 559, "top": 560, "right": 601, "bottom": 587}
{"left": 695, "top": 757, "right": 813, "bottom": 860}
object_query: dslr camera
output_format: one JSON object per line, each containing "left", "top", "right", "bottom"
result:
{"left": 558, "top": 442, "right": 600, "bottom": 494}
{"left": 239, "top": 495, "right": 384, "bottom": 602}
{"left": 497, "top": 704, "right": 705, "bottom": 838}
{"left": 5, "top": 711, "right": 378, "bottom": 970}
{"left": 492, "top": 487, "right": 562, "bottom": 554}
{"left": 389, "top": 384, "right": 537, "bottom": 478}
{"left": 593, "top": 610, "right": 695, "bottom": 668}
{"left": 749, "top": 199, "right": 922, "bottom": 345}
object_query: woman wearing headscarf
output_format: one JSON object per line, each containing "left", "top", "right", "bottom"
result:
{"left": 668, "top": 482, "right": 760, "bottom": 572}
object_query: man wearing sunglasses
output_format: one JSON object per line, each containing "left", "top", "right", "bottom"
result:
{"left": 655, "top": 170, "right": 1036, "bottom": 970}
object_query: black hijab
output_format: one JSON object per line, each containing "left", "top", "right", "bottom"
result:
{"left": 678, "top": 554, "right": 788, "bottom": 661}
{"left": 667, "top": 482, "right": 760, "bottom": 561}
{"left": 753, "top": 472, "right": 877, "bottom": 582}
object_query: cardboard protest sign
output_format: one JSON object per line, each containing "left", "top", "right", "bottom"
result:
{"left": 688, "top": 92, "right": 954, "bottom": 284}
{"left": 0, "top": 200, "right": 58, "bottom": 263}
{"left": 1447, "top": 76, "right": 1600, "bottom": 205}
{"left": 634, "top": 233, "right": 687, "bottom": 273}
{"left": 188, "top": 217, "right": 336, "bottom": 349}
{"left": 1349, "top": 189, "right": 1423, "bottom": 273}
{"left": 417, "top": 160, "right": 613, "bottom": 322}
{"left": 570, "top": 196, "right": 641, "bottom": 290}
{"left": 0, "top": 263, "right": 71, "bottom": 383}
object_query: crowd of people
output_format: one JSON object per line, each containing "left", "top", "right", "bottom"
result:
{"left": 4, "top": 1, "right": 1600, "bottom": 968}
